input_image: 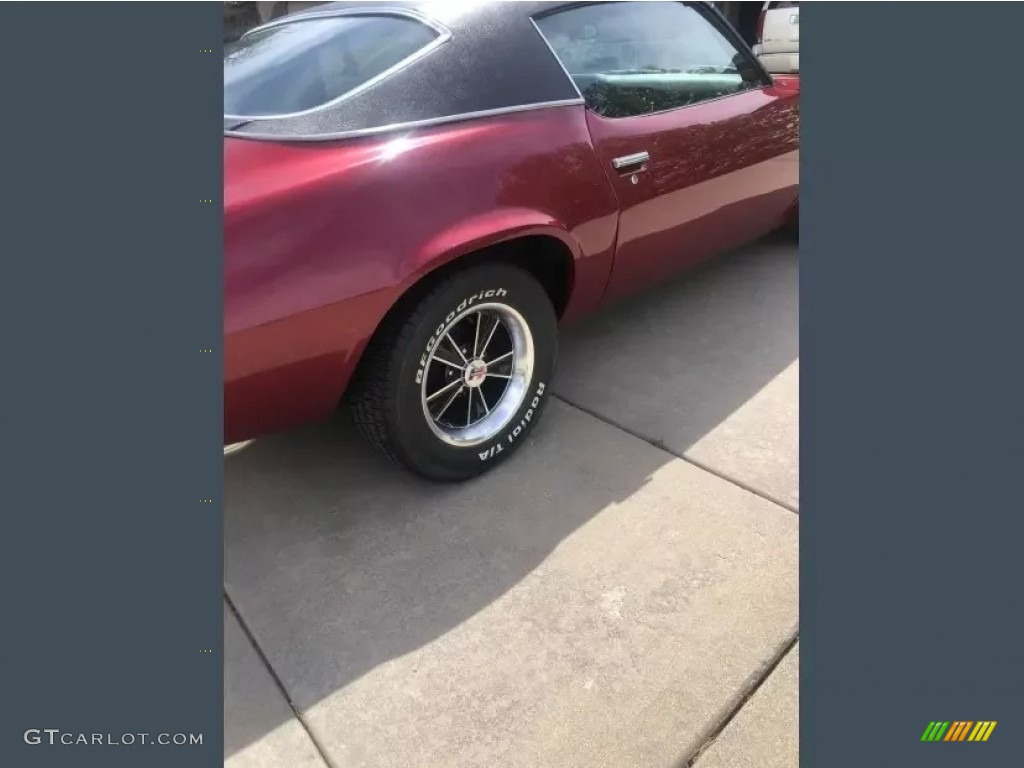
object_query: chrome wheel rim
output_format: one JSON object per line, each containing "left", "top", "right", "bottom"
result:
{"left": 420, "top": 302, "right": 534, "bottom": 447}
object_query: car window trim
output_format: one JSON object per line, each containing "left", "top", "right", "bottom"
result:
{"left": 527, "top": 17, "right": 585, "bottom": 102}
{"left": 587, "top": 84, "right": 768, "bottom": 123}
{"left": 702, "top": 0, "right": 775, "bottom": 87}
{"left": 224, "top": 7, "right": 453, "bottom": 123}
{"left": 224, "top": 99, "right": 585, "bottom": 143}
{"left": 529, "top": 0, "right": 774, "bottom": 121}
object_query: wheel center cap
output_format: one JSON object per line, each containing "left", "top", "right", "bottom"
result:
{"left": 464, "top": 359, "right": 487, "bottom": 387}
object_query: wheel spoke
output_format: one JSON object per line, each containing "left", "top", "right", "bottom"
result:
{"left": 445, "top": 333, "right": 469, "bottom": 364}
{"left": 426, "top": 377, "right": 462, "bottom": 404}
{"left": 420, "top": 302, "right": 534, "bottom": 443}
{"left": 478, "top": 316, "right": 500, "bottom": 359}
{"left": 486, "top": 350, "right": 513, "bottom": 367}
{"left": 430, "top": 356, "right": 462, "bottom": 374}
{"left": 472, "top": 312, "right": 483, "bottom": 357}
{"left": 435, "top": 384, "right": 464, "bottom": 421}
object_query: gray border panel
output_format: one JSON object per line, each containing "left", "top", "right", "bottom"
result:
{"left": 0, "top": 4, "right": 223, "bottom": 766}
{"left": 803, "top": 2, "right": 1024, "bottom": 765}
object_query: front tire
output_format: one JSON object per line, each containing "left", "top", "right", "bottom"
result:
{"left": 349, "top": 264, "right": 558, "bottom": 481}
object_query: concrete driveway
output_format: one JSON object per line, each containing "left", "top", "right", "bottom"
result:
{"left": 224, "top": 237, "right": 799, "bottom": 768}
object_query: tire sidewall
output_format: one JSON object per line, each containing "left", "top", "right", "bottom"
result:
{"left": 392, "top": 267, "right": 557, "bottom": 480}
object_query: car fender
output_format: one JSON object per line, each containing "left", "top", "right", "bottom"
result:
{"left": 402, "top": 210, "right": 581, "bottom": 287}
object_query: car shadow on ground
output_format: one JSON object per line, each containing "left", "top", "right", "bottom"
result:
{"left": 559, "top": 233, "right": 797, "bottom": 455}
{"left": 557, "top": 232, "right": 799, "bottom": 507}
{"left": 224, "top": 234, "right": 798, "bottom": 760}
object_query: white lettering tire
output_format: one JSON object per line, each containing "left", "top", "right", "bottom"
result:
{"left": 349, "top": 264, "right": 558, "bottom": 481}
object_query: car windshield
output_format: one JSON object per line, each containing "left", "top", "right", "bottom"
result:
{"left": 224, "top": 14, "right": 439, "bottom": 118}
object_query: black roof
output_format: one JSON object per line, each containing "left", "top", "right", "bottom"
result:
{"left": 225, "top": 1, "right": 589, "bottom": 140}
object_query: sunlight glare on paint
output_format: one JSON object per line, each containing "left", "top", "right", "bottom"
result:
{"left": 421, "top": 0, "right": 488, "bottom": 24}
{"left": 378, "top": 136, "right": 416, "bottom": 162}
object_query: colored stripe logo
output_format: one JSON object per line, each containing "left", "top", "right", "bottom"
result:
{"left": 921, "top": 721, "right": 997, "bottom": 742}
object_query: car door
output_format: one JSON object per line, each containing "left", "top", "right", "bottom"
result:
{"left": 534, "top": 1, "right": 799, "bottom": 303}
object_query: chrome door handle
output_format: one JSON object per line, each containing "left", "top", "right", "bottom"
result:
{"left": 612, "top": 151, "right": 650, "bottom": 171}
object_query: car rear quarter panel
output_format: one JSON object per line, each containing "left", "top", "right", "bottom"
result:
{"left": 224, "top": 105, "right": 618, "bottom": 443}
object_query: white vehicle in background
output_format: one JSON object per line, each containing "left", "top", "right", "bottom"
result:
{"left": 752, "top": 1, "right": 799, "bottom": 73}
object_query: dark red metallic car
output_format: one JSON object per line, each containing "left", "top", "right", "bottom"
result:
{"left": 224, "top": 0, "right": 799, "bottom": 480}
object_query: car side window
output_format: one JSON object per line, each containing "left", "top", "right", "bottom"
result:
{"left": 224, "top": 14, "right": 441, "bottom": 118}
{"left": 535, "top": 2, "right": 766, "bottom": 119}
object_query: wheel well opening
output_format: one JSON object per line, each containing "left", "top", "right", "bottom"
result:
{"left": 444, "top": 235, "right": 575, "bottom": 318}
{"left": 378, "top": 235, "right": 575, "bottom": 331}
{"left": 346, "top": 235, "right": 574, "bottom": 408}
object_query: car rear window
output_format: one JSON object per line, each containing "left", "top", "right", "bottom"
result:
{"left": 224, "top": 14, "right": 441, "bottom": 118}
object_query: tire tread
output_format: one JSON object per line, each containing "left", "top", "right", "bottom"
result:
{"left": 349, "top": 276, "right": 467, "bottom": 468}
